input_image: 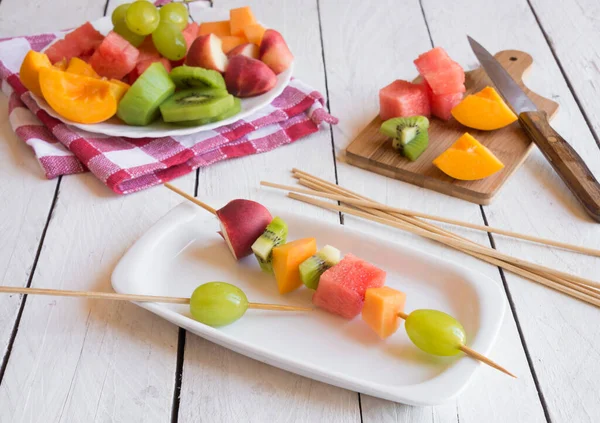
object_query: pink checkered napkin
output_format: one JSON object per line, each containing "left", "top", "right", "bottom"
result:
{"left": 0, "top": 33, "right": 337, "bottom": 195}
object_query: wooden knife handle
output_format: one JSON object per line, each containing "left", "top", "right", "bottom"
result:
{"left": 519, "top": 110, "right": 600, "bottom": 222}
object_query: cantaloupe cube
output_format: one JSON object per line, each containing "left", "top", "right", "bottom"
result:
{"left": 221, "top": 35, "right": 248, "bottom": 54}
{"left": 230, "top": 6, "right": 257, "bottom": 36}
{"left": 272, "top": 238, "right": 317, "bottom": 294}
{"left": 198, "top": 20, "right": 231, "bottom": 37}
{"left": 243, "top": 24, "right": 266, "bottom": 45}
{"left": 362, "top": 287, "right": 406, "bottom": 339}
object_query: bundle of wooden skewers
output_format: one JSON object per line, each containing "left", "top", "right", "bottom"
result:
{"left": 259, "top": 168, "right": 600, "bottom": 308}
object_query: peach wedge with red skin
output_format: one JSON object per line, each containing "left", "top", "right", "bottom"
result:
{"left": 259, "top": 29, "right": 293, "bottom": 74}
{"left": 186, "top": 34, "right": 228, "bottom": 73}
{"left": 227, "top": 43, "right": 259, "bottom": 59}
{"left": 225, "top": 55, "right": 277, "bottom": 98}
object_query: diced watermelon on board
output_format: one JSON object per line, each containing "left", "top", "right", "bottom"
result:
{"left": 89, "top": 32, "right": 140, "bottom": 80}
{"left": 45, "top": 22, "right": 104, "bottom": 64}
{"left": 421, "top": 80, "right": 463, "bottom": 120}
{"left": 379, "top": 80, "right": 430, "bottom": 121}
{"left": 312, "top": 254, "right": 386, "bottom": 319}
{"left": 414, "top": 47, "right": 465, "bottom": 95}
{"left": 128, "top": 58, "right": 172, "bottom": 84}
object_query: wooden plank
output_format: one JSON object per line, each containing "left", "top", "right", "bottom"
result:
{"left": 0, "top": 1, "right": 186, "bottom": 421}
{"left": 318, "top": 0, "right": 547, "bottom": 421}
{"left": 176, "top": 1, "right": 360, "bottom": 422}
{"left": 419, "top": 0, "right": 600, "bottom": 422}
{"left": 346, "top": 50, "right": 559, "bottom": 205}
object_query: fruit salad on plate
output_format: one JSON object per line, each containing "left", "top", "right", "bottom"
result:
{"left": 18, "top": 3, "right": 294, "bottom": 130}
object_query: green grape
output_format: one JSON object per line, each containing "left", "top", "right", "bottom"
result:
{"left": 111, "top": 3, "right": 131, "bottom": 26}
{"left": 114, "top": 19, "right": 146, "bottom": 47}
{"left": 125, "top": 0, "right": 160, "bottom": 36}
{"left": 159, "top": 2, "right": 189, "bottom": 31}
{"left": 404, "top": 309, "right": 466, "bottom": 356}
{"left": 190, "top": 282, "right": 249, "bottom": 327}
{"left": 152, "top": 23, "right": 187, "bottom": 61}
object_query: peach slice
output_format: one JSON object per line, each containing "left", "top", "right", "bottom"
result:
{"left": 451, "top": 86, "right": 518, "bottom": 130}
{"left": 186, "top": 34, "right": 228, "bottom": 73}
{"left": 225, "top": 55, "right": 277, "bottom": 98}
{"left": 259, "top": 29, "right": 293, "bottom": 74}
{"left": 227, "top": 43, "right": 259, "bottom": 59}
{"left": 19, "top": 50, "right": 53, "bottom": 98}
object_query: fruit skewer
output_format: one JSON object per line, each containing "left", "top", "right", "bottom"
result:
{"left": 164, "top": 183, "right": 515, "bottom": 377}
{"left": 0, "top": 283, "right": 312, "bottom": 327}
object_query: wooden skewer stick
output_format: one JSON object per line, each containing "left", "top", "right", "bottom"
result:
{"left": 261, "top": 181, "right": 600, "bottom": 258}
{"left": 0, "top": 286, "right": 314, "bottom": 312}
{"left": 290, "top": 169, "right": 600, "bottom": 292}
{"left": 396, "top": 311, "right": 515, "bottom": 378}
{"left": 164, "top": 183, "right": 217, "bottom": 215}
{"left": 288, "top": 193, "right": 600, "bottom": 307}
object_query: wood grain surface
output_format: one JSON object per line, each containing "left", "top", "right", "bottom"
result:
{"left": 346, "top": 50, "right": 559, "bottom": 205}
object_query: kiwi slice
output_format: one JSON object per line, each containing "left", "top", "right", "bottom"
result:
{"left": 117, "top": 62, "right": 176, "bottom": 126}
{"left": 299, "top": 245, "right": 341, "bottom": 290}
{"left": 159, "top": 88, "right": 234, "bottom": 123}
{"left": 175, "top": 97, "right": 241, "bottom": 127}
{"left": 380, "top": 116, "right": 430, "bottom": 161}
{"left": 169, "top": 65, "right": 226, "bottom": 90}
{"left": 251, "top": 217, "right": 288, "bottom": 273}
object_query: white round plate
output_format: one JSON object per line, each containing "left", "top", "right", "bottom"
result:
{"left": 36, "top": 9, "right": 293, "bottom": 138}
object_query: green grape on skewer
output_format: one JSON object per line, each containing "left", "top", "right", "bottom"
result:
{"left": 398, "top": 309, "right": 515, "bottom": 377}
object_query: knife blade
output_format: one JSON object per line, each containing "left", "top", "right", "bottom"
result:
{"left": 467, "top": 36, "right": 537, "bottom": 114}
{"left": 467, "top": 36, "right": 600, "bottom": 223}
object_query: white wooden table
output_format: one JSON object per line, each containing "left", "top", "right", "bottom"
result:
{"left": 1, "top": 0, "right": 599, "bottom": 421}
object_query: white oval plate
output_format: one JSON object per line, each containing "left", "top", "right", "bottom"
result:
{"left": 36, "top": 9, "right": 293, "bottom": 138}
{"left": 112, "top": 202, "right": 506, "bottom": 405}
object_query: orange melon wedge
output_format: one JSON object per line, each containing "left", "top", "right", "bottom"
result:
{"left": 451, "top": 86, "right": 518, "bottom": 131}
{"left": 19, "top": 50, "right": 53, "bottom": 98}
{"left": 272, "top": 238, "right": 317, "bottom": 294}
{"left": 433, "top": 133, "right": 504, "bottom": 181}
{"left": 362, "top": 287, "right": 407, "bottom": 339}
{"left": 230, "top": 6, "right": 257, "bottom": 36}
{"left": 39, "top": 67, "right": 118, "bottom": 124}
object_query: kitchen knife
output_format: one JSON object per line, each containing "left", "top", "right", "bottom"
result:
{"left": 468, "top": 36, "right": 600, "bottom": 222}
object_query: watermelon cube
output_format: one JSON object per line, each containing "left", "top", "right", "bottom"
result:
{"left": 379, "top": 80, "right": 430, "bottom": 121}
{"left": 46, "top": 22, "right": 104, "bottom": 64}
{"left": 421, "top": 80, "right": 463, "bottom": 120}
{"left": 89, "top": 32, "right": 140, "bottom": 80}
{"left": 137, "top": 36, "right": 161, "bottom": 62}
{"left": 414, "top": 47, "right": 465, "bottom": 95}
{"left": 312, "top": 254, "right": 386, "bottom": 319}
{"left": 129, "top": 58, "right": 172, "bottom": 84}
{"left": 182, "top": 22, "right": 200, "bottom": 52}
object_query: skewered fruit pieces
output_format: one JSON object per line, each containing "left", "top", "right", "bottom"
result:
{"left": 272, "top": 238, "right": 317, "bottom": 294}
{"left": 259, "top": 29, "right": 294, "bottom": 74}
{"left": 189, "top": 282, "right": 249, "bottom": 327}
{"left": 39, "top": 68, "right": 118, "bottom": 124}
{"left": 216, "top": 199, "right": 273, "bottom": 260}
{"left": 361, "top": 286, "right": 406, "bottom": 339}
{"left": 252, "top": 217, "right": 288, "bottom": 273}
{"left": 433, "top": 133, "right": 504, "bottom": 180}
{"left": 451, "top": 86, "right": 518, "bottom": 130}
{"left": 404, "top": 309, "right": 466, "bottom": 356}
{"left": 117, "top": 61, "right": 175, "bottom": 126}
{"left": 299, "top": 245, "right": 341, "bottom": 290}
{"left": 19, "top": 50, "right": 53, "bottom": 98}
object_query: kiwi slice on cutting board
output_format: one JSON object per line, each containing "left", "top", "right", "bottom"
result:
{"left": 175, "top": 97, "right": 241, "bottom": 127}
{"left": 169, "top": 65, "right": 226, "bottom": 90}
{"left": 299, "top": 245, "right": 341, "bottom": 289}
{"left": 380, "top": 116, "right": 430, "bottom": 161}
{"left": 251, "top": 217, "right": 288, "bottom": 273}
{"left": 159, "top": 88, "right": 234, "bottom": 123}
{"left": 117, "top": 62, "right": 176, "bottom": 126}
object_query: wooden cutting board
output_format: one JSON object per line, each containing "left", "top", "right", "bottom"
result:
{"left": 345, "top": 50, "right": 559, "bottom": 205}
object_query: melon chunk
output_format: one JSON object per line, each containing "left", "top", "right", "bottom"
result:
{"left": 230, "top": 6, "right": 257, "bottom": 36}
{"left": 199, "top": 20, "right": 231, "bottom": 37}
{"left": 433, "top": 133, "right": 504, "bottom": 180}
{"left": 379, "top": 80, "right": 430, "bottom": 121}
{"left": 451, "top": 86, "right": 518, "bottom": 130}
{"left": 313, "top": 254, "right": 386, "bottom": 319}
{"left": 272, "top": 238, "right": 317, "bottom": 294}
{"left": 362, "top": 287, "right": 406, "bottom": 339}
{"left": 221, "top": 35, "right": 248, "bottom": 53}
{"left": 414, "top": 47, "right": 465, "bottom": 95}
